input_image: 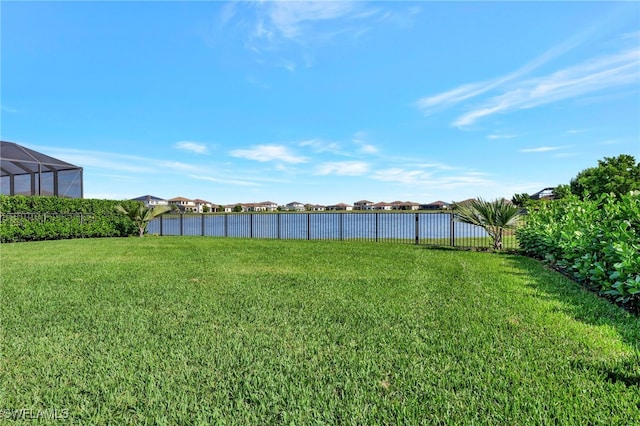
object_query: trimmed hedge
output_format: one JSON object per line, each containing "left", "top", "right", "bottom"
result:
{"left": 516, "top": 194, "right": 640, "bottom": 312}
{"left": 0, "top": 195, "right": 138, "bottom": 242}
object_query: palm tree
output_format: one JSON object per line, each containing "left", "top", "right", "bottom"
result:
{"left": 453, "top": 198, "right": 522, "bottom": 250}
{"left": 116, "top": 203, "right": 172, "bottom": 237}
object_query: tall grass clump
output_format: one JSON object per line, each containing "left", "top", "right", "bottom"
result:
{"left": 517, "top": 193, "right": 640, "bottom": 312}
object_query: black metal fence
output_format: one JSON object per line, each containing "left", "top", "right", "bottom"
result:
{"left": 147, "top": 212, "right": 520, "bottom": 249}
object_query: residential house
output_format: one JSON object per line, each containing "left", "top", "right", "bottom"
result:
{"left": 327, "top": 203, "right": 353, "bottom": 211}
{"left": 131, "top": 195, "right": 169, "bottom": 208}
{"left": 192, "top": 199, "right": 213, "bottom": 213}
{"left": 391, "top": 201, "right": 420, "bottom": 210}
{"left": 286, "top": 201, "right": 305, "bottom": 211}
{"left": 372, "top": 202, "right": 394, "bottom": 211}
{"left": 169, "top": 197, "right": 197, "bottom": 212}
{"left": 420, "top": 201, "right": 451, "bottom": 210}
{"left": 353, "top": 200, "right": 374, "bottom": 210}
{"left": 307, "top": 204, "right": 326, "bottom": 211}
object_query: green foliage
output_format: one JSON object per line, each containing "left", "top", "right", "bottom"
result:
{"left": 0, "top": 195, "right": 138, "bottom": 242}
{"left": 453, "top": 198, "right": 522, "bottom": 250}
{"left": 511, "top": 193, "right": 531, "bottom": 207}
{"left": 517, "top": 194, "right": 640, "bottom": 311}
{"left": 2, "top": 238, "right": 639, "bottom": 423}
{"left": 233, "top": 204, "right": 243, "bottom": 212}
{"left": 552, "top": 184, "right": 572, "bottom": 200}
{"left": 570, "top": 154, "right": 640, "bottom": 200}
{"left": 115, "top": 203, "right": 172, "bottom": 237}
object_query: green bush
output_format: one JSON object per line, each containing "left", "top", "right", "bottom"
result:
{"left": 517, "top": 194, "right": 640, "bottom": 311}
{"left": 0, "top": 195, "right": 139, "bottom": 242}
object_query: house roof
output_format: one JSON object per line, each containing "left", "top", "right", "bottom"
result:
{"left": 131, "top": 195, "right": 166, "bottom": 202}
{"left": 169, "top": 197, "right": 193, "bottom": 202}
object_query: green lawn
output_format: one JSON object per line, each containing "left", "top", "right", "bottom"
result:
{"left": 1, "top": 237, "right": 638, "bottom": 424}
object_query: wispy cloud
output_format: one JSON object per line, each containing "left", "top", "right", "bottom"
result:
{"left": 189, "top": 175, "right": 261, "bottom": 187}
{"left": 32, "top": 147, "right": 157, "bottom": 174}
{"left": 219, "top": 2, "right": 386, "bottom": 71}
{"left": 1, "top": 104, "right": 18, "bottom": 113}
{"left": 265, "top": 1, "right": 360, "bottom": 41}
{"left": 487, "top": 134, "right": 517, "bottom": 140}
{"left": 453, "top": 48, "right": 640, "bottom": 126}
{"left": 230, "top": 144, "right": 307, "bottom": 164}
{"left": 372, "top": 168, "right": 430, "bottom": 185}
{"left": 520, "top": 146, "right": 562, "bottom": 153}
{"left": 415, "top": 26, "right": 594, "bottom": 116}
{"left": 299, "top": 138, "right": 341, "bottom": 154}
{"left": 316, "top": 161, "right": 369, "bottom": 176}
{"left": 175, "top": 141, "right": 208, "bottom": 154}
{"left": 416, "top": 20, "right": 639, "bottom": 127}
{"left": 352, "top": 131, "right": 378, "bottom": 154}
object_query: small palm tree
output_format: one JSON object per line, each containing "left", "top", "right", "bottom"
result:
{"left": 116, "top": 203, "right": 172, "bottom": 237}
{"left": 453, "top": 198, "right": 522, "bottom": 250}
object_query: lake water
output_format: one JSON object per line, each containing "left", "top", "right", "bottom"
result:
{"left": 147, "top": 212, "right": 489, "bottom": 243}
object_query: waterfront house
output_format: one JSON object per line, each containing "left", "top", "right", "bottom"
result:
{"left": 353, "top": 200, "right": 374, "bottom": 210}
{"left": 420, "top": 201, "right": 451, "bottom": 210}
{"left": 372, "top": 202, "right": 393, "bottom": 211}
{"left": 286, "top": 201, "right": 305, "bottom": 211}
{"left": 131, "top": 195, "right": 169, "bottom": 208}
{"left": 169, "top": 197, "right": 197, "bottom": 212}
{"left": 327, "top": 203, "right": 353, "bottom": 211}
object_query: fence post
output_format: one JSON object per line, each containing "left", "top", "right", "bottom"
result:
{"left": 180, "top": 213, "right": 184, "bottom": 236}
{"left": 307, "top": 213, "right": 311, "bottom": 240}
{"left": 224, "top": 214, "right": 228, "bottom": 238}
{"left": 415, "top": 213, "right": 419, "bottom": 245}
{"left": 160, "top": 214, "right": 164, "bottom": 236}
{"left": 250, "top": 213, "right": 254, "bottom": 239}
{"left": 277, "top": 213, "right": 281, "bottom": 239}
{"left": 201, "top": 214, "right": 205, "bottom": 237}
{"left": 449, "top": 213, "right": 455, "bottom": 247}
{"left": 375, "top": 213, "right": 379, "bottom": 242}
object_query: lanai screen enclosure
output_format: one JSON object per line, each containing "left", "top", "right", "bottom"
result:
{"left": 0, "top": 141, "right": 83, "bottom": 198}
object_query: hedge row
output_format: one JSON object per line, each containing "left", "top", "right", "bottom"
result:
{"left": 516, "top": 194, "right": 640, "bottom": 312}
{"left": 0, "top": 195, "right": 138, "bottom": 242}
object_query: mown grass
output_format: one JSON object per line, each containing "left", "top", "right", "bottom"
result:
{"left": 1, "top": 237, "right": 639, "bottom": 424}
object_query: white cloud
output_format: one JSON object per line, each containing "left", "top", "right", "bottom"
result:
{"left": 299, "top": 138, "right": 341, "bottom": 153}
{"left": 453, "top": 48, "right": 640, "bottom": 126}
{"left": 359, "top": 144, "right": 378, "bottom": 154}
{"left": 316, "top": 161, "right": 369, "bottom": 176}
{"left": 416, "top": 21, "right": 639, "bottom": 127}
{"left": 175, "top": 141, "right": 208, "bottom": 154}
{"left": 1, "top": 104, "right": 18, "bottom": 113}
{"left": 266, "top": 1, "right": 359, "bottom": 40}
{"left": 372, "top": 168, "right": 429, "bottom": 184}
{"left": 230, "top": 144, "right": 307, "bottom": 164}
{"left": 189, "top": 175, "right": 262, "bottom": 187}
{"left": 351, "top": 131, "right": 378, "bottom": 154}
{"left": 453, "top": 48, "right": 639, "bottom": 126}
{"left": 520, "top": 146, "right": 562, "bottom": 153}
{"left": 487, "top": 134, "right": 516, "bottom": 140}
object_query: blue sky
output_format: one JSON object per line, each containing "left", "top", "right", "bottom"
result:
{"left": 2, "top": 1, "right": 639, "bottom": 205}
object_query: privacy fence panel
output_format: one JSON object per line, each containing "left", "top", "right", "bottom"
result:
{"left": 146, "top": 212, "right": 518, "bottom": 250}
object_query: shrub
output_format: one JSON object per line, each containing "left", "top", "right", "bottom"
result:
{"left": 517, "top": 194, "right": 640, "bottom": 311}
{"left": 0, "top": 195, "right": 139, "bottom": 242}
